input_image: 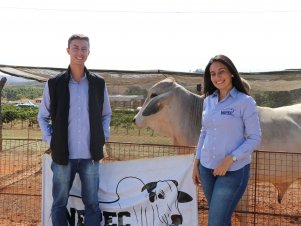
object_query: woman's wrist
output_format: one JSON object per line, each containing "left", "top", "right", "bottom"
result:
{"left": 193, "top": 158, "right": 200, "bottom": 167}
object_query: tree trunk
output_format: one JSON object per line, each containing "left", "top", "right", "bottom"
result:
{"left": 0, "top": 77, "right": 7, "bottom": 152}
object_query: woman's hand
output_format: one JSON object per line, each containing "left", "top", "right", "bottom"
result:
{"left": 192, "top": 159, "right": 201, "bottom": 185}
{"left": 212, "top": 156, "right": 234, "bottom": 176}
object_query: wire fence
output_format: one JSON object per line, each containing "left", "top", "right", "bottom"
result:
{"left": 0, "top": 139, "right": 300, "bottom": 226}
{"left": 0, "top": 121, "right": 172, "bottom": 145}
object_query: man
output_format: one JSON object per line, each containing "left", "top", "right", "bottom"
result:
{"left": 38, "top": 34, "right": 112, "bottom": 226}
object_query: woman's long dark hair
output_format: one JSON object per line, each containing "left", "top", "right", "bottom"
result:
{"left": 203, "top": 55, "right": 249, "bottom": 97}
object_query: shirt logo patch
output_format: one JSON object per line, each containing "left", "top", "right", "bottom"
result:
{"left": 221, "top": 108, "right": 234, "bottom": 116}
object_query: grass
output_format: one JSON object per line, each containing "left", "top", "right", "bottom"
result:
{"left": 1, "top": 125, "right": 172, "bottom": 145}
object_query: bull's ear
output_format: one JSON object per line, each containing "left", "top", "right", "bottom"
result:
{"left": 142, "top": 92, "right": 171, "bottom": 117}
{"left": 171, "top": 180, "right": 178, "bottom": 187}
{"left": 141, "top": 182, "right": 157, "bottom": 192}
{"left": 177, "top": 191, "right": 193, "bottom": 203}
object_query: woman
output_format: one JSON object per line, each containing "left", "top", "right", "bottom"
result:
{"left": 192, "top": 55, "right": 261, "bottom": 226}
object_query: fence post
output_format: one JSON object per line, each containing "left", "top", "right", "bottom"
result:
{"left": 0, "top": 77, "right": 7, "bottom": 151}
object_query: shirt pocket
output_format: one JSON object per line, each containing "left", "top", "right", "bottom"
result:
{"left": 219, "top": 108, "right": 242, "bottom": 129}
{"left": 220, "top": 107, "right": 241, "bottom": 118}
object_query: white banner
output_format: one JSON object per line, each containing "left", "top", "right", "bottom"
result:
{"left": 42, "top": 154, "right": 198, "bottom": 226}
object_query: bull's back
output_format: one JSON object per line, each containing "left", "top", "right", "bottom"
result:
{"left": 257, "top": 104, "right": 301, "bottom": 153}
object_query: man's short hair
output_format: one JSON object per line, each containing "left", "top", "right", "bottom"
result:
{"left": 68, "top": 34, "right": 90, "bottom": 48}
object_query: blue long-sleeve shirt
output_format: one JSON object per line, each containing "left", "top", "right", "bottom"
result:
{"left": 195, "top": 87, "right": 261, "bottom": 171}
{"left": 37, "top": 74, "right": 112, "bottom": 159}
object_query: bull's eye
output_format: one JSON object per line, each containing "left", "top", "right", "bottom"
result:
{"left": 158, "top": 191, "right": 165, "bottom": 199}
{"left": 150, "top": 93, "right": 158, "bottom": 98}
{"left": 149, "top": 192, "right": 156, "bottom": 202}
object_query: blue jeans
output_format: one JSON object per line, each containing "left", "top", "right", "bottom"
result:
{"left": 51, "top": 159, "right": 101, "bottom": 226}
{"left": 199, "top": 164, "right": 250, "bottom": 226}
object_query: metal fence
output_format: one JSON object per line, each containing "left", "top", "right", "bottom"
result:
{"left": 1, "top": 139, "right": 301, "bottom": 226}
{"left": 0, "top": 122, "right": 173, "bottom": 146}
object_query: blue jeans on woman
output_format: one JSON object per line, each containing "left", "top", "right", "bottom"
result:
{"left": 51, "top": 159, "right": 101, "bottom": 226}
{"left": 199, "top": 164, "right": 250, "bottom": 226}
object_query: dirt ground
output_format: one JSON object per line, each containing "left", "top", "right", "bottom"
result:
{"left": 247, "top": 79, "right": 301, "bottom": 92}
{"left": 1, "top": 151, "right": 301, "bottom": 226}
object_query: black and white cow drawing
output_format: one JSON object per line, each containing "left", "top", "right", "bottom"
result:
{"left": 69, "top": 176, "right": 193, "bottom": 226}
{"left": 140, "top": 179, "right": 193, "bottom": 225}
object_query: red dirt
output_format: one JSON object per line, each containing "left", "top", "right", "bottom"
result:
{"left": 1, "top": 151, "right": 301, "bottom": 226}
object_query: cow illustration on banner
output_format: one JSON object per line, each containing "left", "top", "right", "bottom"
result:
{"left": 42, "top": 154, "right": 198, "bottom": 226}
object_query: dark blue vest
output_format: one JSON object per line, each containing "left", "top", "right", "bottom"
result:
{"left": 48, "top": 66, "right": 105, "bottom": 165}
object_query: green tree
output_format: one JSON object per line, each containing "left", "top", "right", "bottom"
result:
{"left": 125, "top": 86, "right": 147, "bottom": 97}
{"left": 2, "top": 87, "right": 43, "bottom": 101}
{"left": 110, "top": 109, "right": 137, "bottom": 133}
{"left": 1, "top": 105, "right": 18, "bottom": 127}
{"left": 193, "top": 68, "right": 204, "bottom": 74}
{"left": 1, "top": 104, "right": 39, "bottom": 128}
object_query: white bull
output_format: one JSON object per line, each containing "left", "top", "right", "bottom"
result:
{"left": 133, "top": 77, "right": 301, "bottom": 225}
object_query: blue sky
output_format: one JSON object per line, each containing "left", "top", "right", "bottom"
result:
{"left": 1, "top": 0, "right": 301, "bottom": 72}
